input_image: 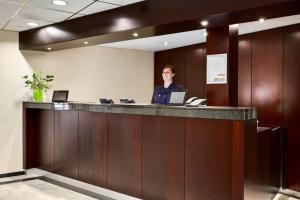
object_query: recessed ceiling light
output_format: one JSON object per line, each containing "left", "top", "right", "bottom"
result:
{"left": 132, "top": 32, "right": 139, "bottom": 37}
{"left": 84, "top": 41, "right": 89, "bottom": 45}
{"left": 47, "top": 47, "right": 52, "bottom": 51}
{"left": 201, "top": 20, "right": 209, "bottom": 27}
{"left": 163, "top": 41, "right": 169, "bottom": 46}
{"left": 259, "top": 18, "right": 265, "bottom": 23}
{"left": 51, "top": 0, "right": 67, "bottom": 6}
{"left": 27, "top": 22, "right": 38, "bottom": 27}
{"left": 203, "top": 32, "right": 208, "bottom": 37}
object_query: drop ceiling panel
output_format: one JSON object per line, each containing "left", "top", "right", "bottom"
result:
{"left": 4, "top": 25, "right": 30, "bottom": 31}
{"left": 79, "top": 1, "right": 119, "bottom": 15}
{"left": 0, "top": 1, "right": 22, "bottom": 16}
{"left": 100, "top": 29, "right": 207, "bottom": 52}
{"left": 8, "top": 17, "right": 53, "bottom": 28}
{"left": 18, "top": 5, "right": 73, "bottom": 22}
{"left": 0, "top": 0, "right": 26, "bottom": 4}
{"left": 0, "top": 15, "right": 10, "bottom": 28}
{"left": 27, "top": 0, "right": 95, "bottom": 13}
{"left": 99, "top": 0, "right": 144, "bottom": 6}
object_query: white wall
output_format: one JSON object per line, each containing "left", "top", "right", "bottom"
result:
{"left": 22, "top": 46, "right": 154, "bottom": 103}
{"left": 0, "top": 30, "right": 32, "bottom": 174}
{"left": 0, "top": 31, "right": 153, "bottom": 175}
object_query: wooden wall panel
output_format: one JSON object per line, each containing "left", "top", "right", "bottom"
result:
{"left": 185, "top": 119, "right": 233, "bottom": 200}
{"left": 108, "top": 114, "right": 142, "bottom": 198}
{"left": 54, "top": 111, "right": 79, "bottom": 179}
{"left": 284, "top": 24, "right": 300, "bottom": 192}
{"left": 286, "top": 127, "right": 300, "bottom": 191}
{"left": 154, "top": 51, "right": 170, "bottom": 86}
{"left": 142, "top": 116, "right": 185, "bottom": 200}
{"left": 78, "top": 112, "right": 108, "bottom": 187}
{"left": 169, "top": 47, "right": 186, "bottom": 87}
{"left": 228, "top": 25, "right": 239, "bottom": 106}
{"left": 154, "top": 43, "right": 206, "bottom": 99}
{"left": 238, "top": 35, "right": 252, "bottom": 107}
{"left": 185, "top": 44, "right": 206, "bottom": 98}
{"left": 206, "top": 26, "right": 232, "bottom": 106}
{"left": 284, "top": 24, "right": 300, "bottom": 126}
{"left": 251, "top": 29, "right": 284, "bottom": 126}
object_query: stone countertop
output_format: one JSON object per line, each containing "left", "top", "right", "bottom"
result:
{"left": 23, "top": 102, "right": 257, "bottom": 121}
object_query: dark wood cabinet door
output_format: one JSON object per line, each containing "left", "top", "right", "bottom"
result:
{"left": 107, "top": 114, "right": 142, "bottom": 198}
{"left": 37, "top": 109, "right": 55, "bottom": 172}
{"left": 142, "top": 116, "right": 185, "bottom": 200}
{"left": 54, "top": 111, "right": 79, "bottom": 179}
{"left": 251, "top": 28, "right": 284, "bottom": 126}
{"left": 78, "top": 112, "right": 108, "bottom": 187}
{"left": 238, "top": 35, "right": 252, "bottom": 107}
{"left": 284, "top": 24, "right": 300, "bottom": 126}
{"left": 185, "top": 119, "right": 233, "bottom": 200}
{"left": 185, "top": 44, "right": 206, "bottom": 98}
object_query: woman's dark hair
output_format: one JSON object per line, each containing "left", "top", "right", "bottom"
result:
{"left": 163, "top": 65, "right": 175, "bottom": 73}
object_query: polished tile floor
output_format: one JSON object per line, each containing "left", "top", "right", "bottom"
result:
{"left": 0, "top": 178, "right": 299, "bottom": 200}
{"left": 274, "top": 194, "right": 299, "bottom": 200}
{"left": 0, "top": 179, "right": 96, "bottom": 200}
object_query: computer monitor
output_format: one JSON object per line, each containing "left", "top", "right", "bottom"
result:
{"left": 52, "top": 90, "right": 69, "bottom": 102}
{"left": 167, "top": 89, "right": 188, "bottom": 106}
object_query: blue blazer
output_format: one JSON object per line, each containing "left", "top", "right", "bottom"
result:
{"left": 151, "top": 82, "right": 184, "bottom": 105}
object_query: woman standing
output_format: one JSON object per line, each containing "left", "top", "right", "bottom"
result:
{"left": 151, "top": 65, "right": 183, "bottom": 105}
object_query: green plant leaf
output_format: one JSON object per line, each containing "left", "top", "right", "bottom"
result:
{"left": 22, "top": 71, "right": 54, "bottom": 91}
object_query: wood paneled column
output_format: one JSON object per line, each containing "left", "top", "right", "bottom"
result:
{"left": 206, "top": 25, "right": 238, "bottom": 106}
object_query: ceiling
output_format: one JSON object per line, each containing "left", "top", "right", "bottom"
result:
{"left": 100, "top": 29, "right": 208, "bottom": 52}
{"left": 0, "top": 0, "right": 144, "bottom": 32}
{"left": 99, "top": 14, "right": 300, "bottom": 52}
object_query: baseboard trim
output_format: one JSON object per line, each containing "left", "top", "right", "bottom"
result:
{"left": 0, "top": 171, "right": 25, "bottom": 178}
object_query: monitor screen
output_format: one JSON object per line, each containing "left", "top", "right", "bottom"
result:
{"left": 52, "top": 90, "right": 69, "bottom": 102}
{"left": 168, "top": 89, "right": 188, "bottom": 105}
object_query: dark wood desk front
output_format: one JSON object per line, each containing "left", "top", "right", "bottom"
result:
{"left": 23, "top": 102, "right": 280, "bottom": 200}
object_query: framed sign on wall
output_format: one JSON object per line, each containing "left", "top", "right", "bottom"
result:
{"left": 206, "top": 54, "right": 227, "bottom": 84}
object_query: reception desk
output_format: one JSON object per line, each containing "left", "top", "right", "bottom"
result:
{"left": 23, "top": 102, "right": 272, "bottom": 200}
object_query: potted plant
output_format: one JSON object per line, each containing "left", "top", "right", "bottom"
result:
{"left": 23, "top": 71, "right": 54, "bottom": 102}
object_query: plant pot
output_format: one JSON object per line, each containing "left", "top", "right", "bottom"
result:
{"left": 32, "top": 89, "right": 43, "bottom": 102}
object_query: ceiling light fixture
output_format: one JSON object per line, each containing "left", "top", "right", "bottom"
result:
{"left": 132, "top": 32, "right": 139, "bottom": 37}
{"left": 27, "top": 22, "right": 38, "bottom": 27}
{"left": 259, "top": 18, "right": 265, "bottom": 23}
{"left": 201, "top": 20, "right": 209, "bottom": 27}
{"left": 84, "top": 41, "right": 89, "bottom": 45}
{"left": 163, "top": 41, "right": 169, "bottom": 46}
{"left": 47, "top": 47, "right": 52, "bottom": 51}
{"left": 203, "top": 32, "right": 208, "bottom": 37}
{"left": 51, "top": 0, "right": 67, "bottom": 6}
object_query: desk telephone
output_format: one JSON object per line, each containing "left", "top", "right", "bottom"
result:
{"left": 120, "top": 98, "right": 135, "bottom": 104}
{"left": 100, "top": 98, "right": 136, "bottom": 104}
{"left": 185, "top": 97, "right": 207, "bottom": 107}
{"left": 99, "top": 98, "right": 114, "bottom": 104}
